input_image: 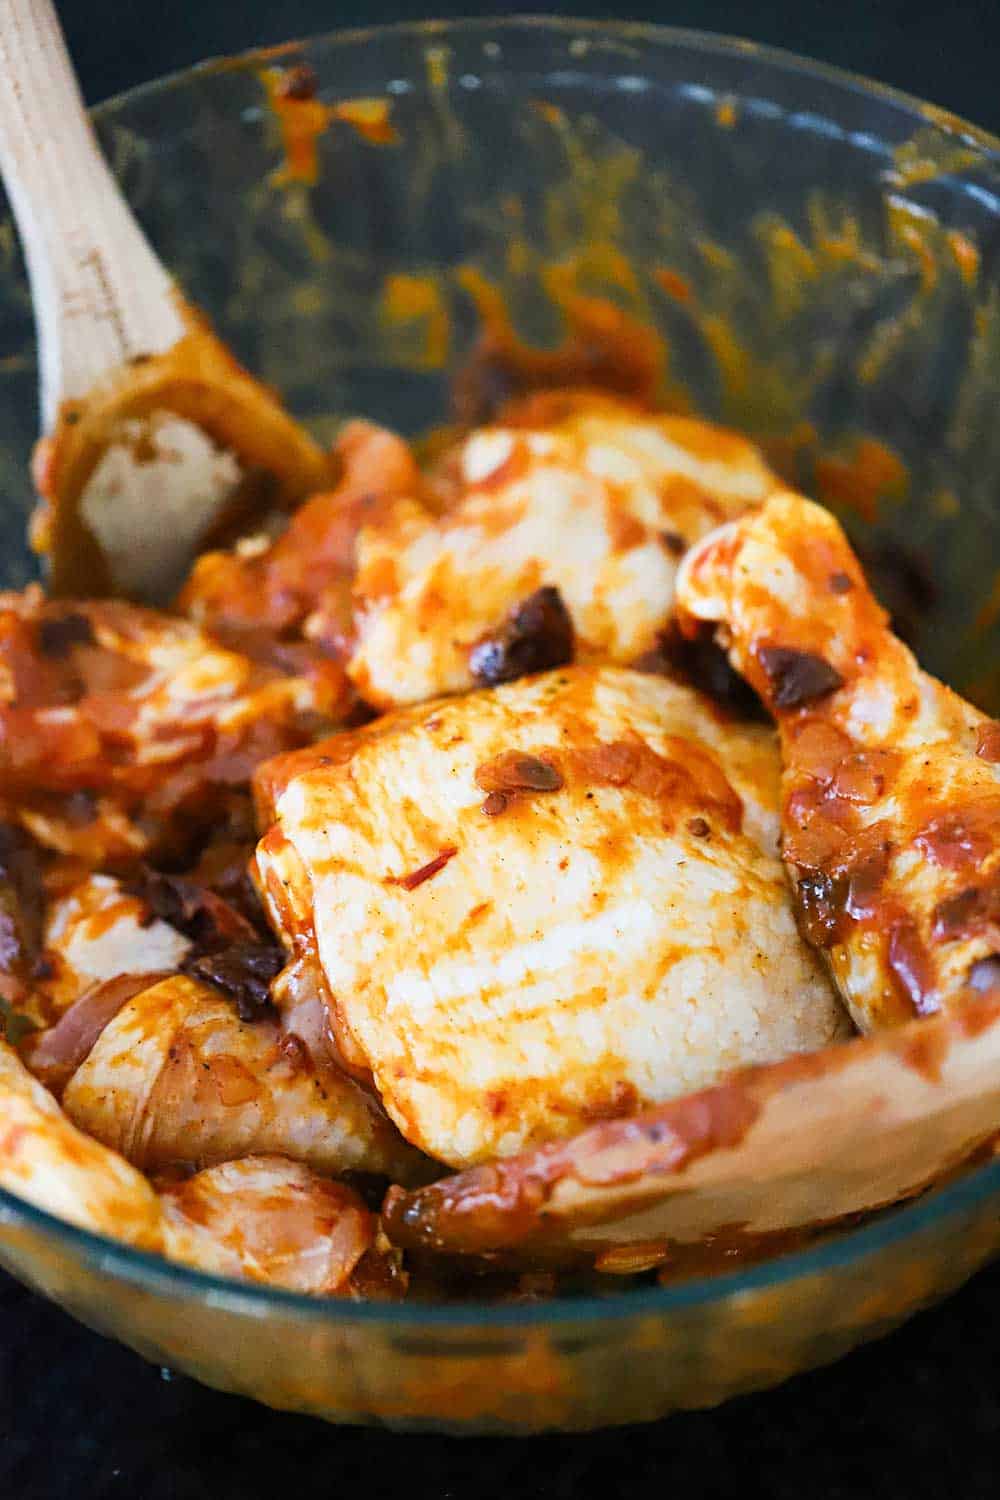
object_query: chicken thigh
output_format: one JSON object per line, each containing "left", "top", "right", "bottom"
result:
{"left": 347, "top": 394, "right": 779, "bottom": 709}
{"left": 0, "top": 1036, "right": 395, "bottom": 1295}
{"left": 255, "top": 664, "right": 847, "bottom": 1168}
{"left": 37, "top": 974, "right": 426, "bottom": 1181}
{"left": 0, "top": 590, "right": 346, "bottom": 864}
{"left": 159, "top": 1155, "right": 400, "bottom": 1296}
{"left": 676, "top": 490, "right": 1000, "bottom": 1030}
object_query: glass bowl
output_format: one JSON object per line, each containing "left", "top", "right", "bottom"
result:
{"left": 3, "top": 16, "right": 1000, "bottom": 1433}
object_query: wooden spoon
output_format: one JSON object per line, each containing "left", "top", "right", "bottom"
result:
{"left": 0, "top": 0, "right": 332, "bottom": 600}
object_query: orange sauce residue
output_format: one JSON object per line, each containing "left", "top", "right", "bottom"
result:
{"left": 451, "top": 266, "right": 671, "bottom": 426}
{"left": 543, "top": 247, "right": 642, "bottom": 304}
{"left": 530, "top": 100, "right": 565, "bottom": 128}
{"left": 760, "top": 220, "right": 818, "bottom": 321}
{"left": 84, "top": 899, "right": 137, "bottom": 942}
{"left": 699, "top": 314, "right": 751, "bottom": 405}
{"left": 653, "top": 267, "right": 692, "bottom": 304}
{"left": 890, "top": 129, "right": 981, "bottom": 190}
{"left": 379, "top": 274, "right": 451, "bottom": 369}
{"left": 815, "top": 437, "right": 909, "bottom": 523}
{"left": 333, "top": 98, "right": 399, "bottom": 146}
{"left": 947, "top": 229, "right": 980, "bottom": 285}
{"left": 973, "top": 569, "right": 1000, "bottom": 636}
{"left": 260, "top": 67, "right": 397, "bottom": 186}
{"left": 760, "top": 421, "right": 819, "bottom": 488}
{"left": 895, "top": 220, "right": 939, "bottom": 292}
{"left": 260, "top": 66, "right": 331, "bottom": 185}
{"left": 425, "top": 45, "right": 450, "bottom": 93}
{"left": 714, "top": 96, "right": 738, "bottom": 130}
{"left": 696, "top": 238, "right": 739, "bottom": 274}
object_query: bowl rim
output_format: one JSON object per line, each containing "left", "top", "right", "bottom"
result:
{"left": 99, "top": 11, "right": 1000, "bottom": 163}
{"left": 6, "top": 1150, "right": 1000, "bottom": 1327}
{"left": 5, "top": 13, "right": 1000, "bottom": 1327}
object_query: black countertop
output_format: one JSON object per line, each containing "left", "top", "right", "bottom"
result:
{"left": 5, "top": 1, "right": 1000, "bottom": 1491}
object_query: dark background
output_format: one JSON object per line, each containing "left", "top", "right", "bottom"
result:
{"left": 57, "top": 0, "right": 1000, "bottom": 134}
{"left": 5, "top": 2, "right": 1000, "bottom": 1495}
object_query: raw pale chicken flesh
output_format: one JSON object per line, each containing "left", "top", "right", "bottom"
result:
{"left": 675, "top": 491, "right": 1000, "bottom": 1031}
{"left": 5, "top": 389, "right": 999, "bottom": 1297}
{"left": 255, "top": 665, "right": 847, "bottom": 1167}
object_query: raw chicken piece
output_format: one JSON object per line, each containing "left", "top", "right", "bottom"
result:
{"left": 383, "top": 994, "right": 1000, "bottom": 1265}
{"left": 178, "top": 420, "right": 422, "bottom": 657}
{"left": 347, "top": 394, "right": 778, "bottom": 709}
{"left": 255, "top": 664, "right": 847, "bottom": 1168}
{"left": 52, "top": 974, "right": 427, "bottom": 1182}
{"left": 39, "top": 873, "right": 192, "bottom": 1017}
{"left": 0, "top": 589, "right": 347, "bottom": 864}
{"left": 0, "top": 1038, "right": 399, "bottom": 1295}
{"left": 0, "top": 1037, "right": 162, "bottom": 1248}
{"left": 676, "top": 490, "right": 1000, "bottom": 1030}
{"left": 160, "top": 1155, "right": 399, "bottom": 1296}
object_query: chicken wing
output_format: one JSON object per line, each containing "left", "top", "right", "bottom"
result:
{"left": 255, "top": 664, "right": 847, "bottom": 1169}
{"left": 675, "top": 489, "right": 1000, "bottom": 1029}
{"left": 347, "top": 394, "right": 779, "bottom": 709}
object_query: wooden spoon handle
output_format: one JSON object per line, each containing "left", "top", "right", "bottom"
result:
{"left": 0, "top": 0, "right": 184, "bottom": 428}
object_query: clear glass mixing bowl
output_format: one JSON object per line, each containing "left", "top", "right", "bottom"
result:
{"left": 3, "top": 17, "right": 1000, "bottom": 1432}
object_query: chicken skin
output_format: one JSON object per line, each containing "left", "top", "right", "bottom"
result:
{"left": 159, "top": 1155, "right": 400, "bottom": 1296}
{"left": 255, "top": 664, "right": 847, "bottom": 1168}
{"left": 0, "top": 1036, "right": 163, "bottom": 1247}
{"left": 676, "top": 490, "right": 1000, "bottom": 1029}
{"left": 0, "top": 589, "right": 346, "bottom": 864}
{"left": 347, "top": 395, "right": 780, "bottom": 709}
{"left": 0, "top": 1037, "right": 393, "bottom": 1295}
{"left": 32, "top": 974, "right": 426, "bottom": 1181}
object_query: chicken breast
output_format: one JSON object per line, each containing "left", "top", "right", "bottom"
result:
{"left": 58, "top": 974, "right": 427, "bottom": 1182}
{"left": 255, "top": 665, "right": 847, "bottom": 1168}
{"left": 347, "top": 395, "right": 779, "bottom": 709}
{"left": 0, "top": 589, "right": 347, "bottom": 864}
{"left": 676, "top": 490, "right": 1000, "bottom": 1029}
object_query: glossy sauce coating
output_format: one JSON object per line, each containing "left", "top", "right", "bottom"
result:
{"left": 255, "top": 664, "right": 845, "bottom": 1168}
{"left": 179, "top": 420, "right": 421, "bottom": 665}
{"left": 676, "top": 491, "right": 1000, "bottom": 1030}
{"left": 8, "top": 373, "right": 1000, "bottom": 1300}
{"left": 0, "top": 588, "right": 346, "bottom": 865}
{"left": 348, "top": 393, "right": 779, "bottom": 709}
{"left": 56, "top": 974, "right": 427, "bottom": 1181}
